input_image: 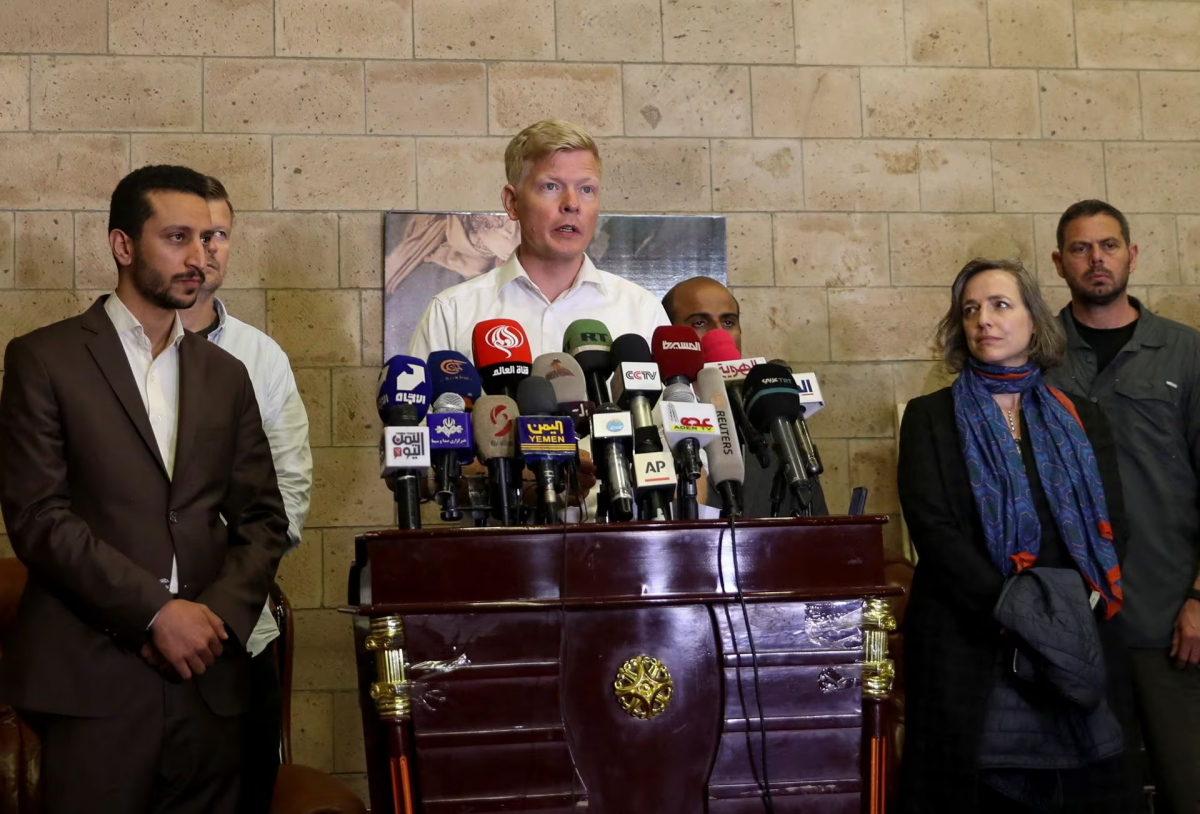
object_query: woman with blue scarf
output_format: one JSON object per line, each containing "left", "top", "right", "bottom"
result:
{"left": 897, "top": 259, "right": 1143, "bottom": 813}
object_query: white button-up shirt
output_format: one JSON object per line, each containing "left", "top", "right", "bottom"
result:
{"left": 104, "top": 292, "right": 185, "bottom": 594}
{"left": 408, "top": 252, "right": 671, "bottom": 360}
{"left": 206, "top": 297, "right": 312, "bottom": 656}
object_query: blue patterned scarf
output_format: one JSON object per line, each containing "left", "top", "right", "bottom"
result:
{"left": 952, "top": 359, "right": 1123, "bottom": 617}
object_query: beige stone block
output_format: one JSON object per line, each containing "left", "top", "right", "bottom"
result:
{"left": 663, "top": 0, "right": 794, "bottom": 64}
{"left": 556, "top": 0, "right": 663, "bottom": 62}
{"left": 829, "top": 287, "right": 944, "bottom": 361}
{"left": 893, "top": 361, "right": 955, "bottom": 404}
{"left": 730, "top": 287, "right": 829, "bottom": 362}
{"left": 276, "top": 529, "right": 323, "bottom": 609}
{"left": 805, "top": 363, "right": 894, "bottom": 438}
{"left": 750, "top": 67, "right": 861, "bottom": 139}
{"left": 415, "top": 138, "right": 508, "bottom": 212}
{"left": 332, "top": 775, "right": 369, "bottom": 806}
{"left": 0, "top": 135, "right": 127, "bottom": 210}
{"left": 414, "top": 0, "right": 555, "bottom": 60}
{"left": 31, "top": 56, "right": 200, "bottom": 132}
{"left": 308, "top": 447, "right": 394, "bottom": 528}
{"left": 332, "top": 368, "right": 381, "bottom": 447}
{"left": 712, "top": 139, "right": 804, "bottom": 212}
{"left": 726, "top": 214, "right": 774, "bottom": 287}
{"left": 339, "top": 213, "right": 383, "bottom": 289}
{"left": 918, "top": 141, "right": 993, "bottom": 213}
{"left": 277, "top": 0, "right": 412, "bottom": 58}
{"left": 1147, "top": 287, "right": 1200, "bottom": 332}
{"left": 268, "top": 291, "right": 361, "bottom": 367}
{"left": 625, "top": 65, "right": 750, "bottom": 138}
{"left": 862, "top": 68, "right": 1039, "bottom": 139}
{"left": 324, "top": 527, "right": 393, "bottom": 608}
{"left": 367, "top": 62, "right": 487, "bottom": 136}
{"left": 1031, "top": 213, "right": 1062, "bottom": 284}
{"left": 1181, "top": 218, "right": 1200, "bottom": 286}
{"left": 1077, "top": 0, "right": 1200, "bottom": 70}
{"left": 812, "top": 439, "right": 850, "bottom": 518}
{"left": 904, "top": 0, "right": 988, "bottom": 66}
{"left": 291, "top": 692, "right": 334, "bottom": 772}
{"left": 218, "top": 290, "right": 267, "bottom": 332}
{"left": 204, "top": 59, "right": 365, "bottom": 134}
{"left": 850, "top": 439, "right": 899, "bottom": 514}
{"left": 992, "top": 141, "right": 1106, "bottom": 213}
{"left": 1142, "top": 73, "right": 1200, "bottom": 142}
{"left": 333, "top": 691, "right": 368, "bottom": 773}
{"left": 73, "top": 213, "right": 111, "bottom": 291}
{"left": 794, "top": 0, "right": 905, "bottom": 66}
{"left": 804, "top": 140, "right": 920, "bottom": 213}
{"left": 1039, "top": 70, "right": 1141, "bottom": 140}
{"left": 890, "top": 214, "right": 1035, "bottom": 287}
{"left": 110, "top": 0, "right": 273, "bottom": 56}
{"left": 0, "top": 0, "right": 106, "bottom": 53}
{"left": 226, "top": 213, "right": 338, "bottom": 290}
{"left": 0, "top": 58, "right": 29, "bottom": 131}
{"left": 489, "top": 63, "right": 623, "bottom": 137}
{"left": 362, "top": 291, "right": 383, "bottom": 367}
{"left": 15, "top": 212, "right": 73, "bottom": 290}
{"left": 0, "top": 291, "right": 88, "bottom": 353}
{"left": 274, "top": 137, "right": 416, "bottom": 211}
{"left": 0, "top": 213, "right": 13, "bottom": 289}
{"left": 294, "top": 368, "right": 331, "bottom": 448}
{"left": 1107, "top": 143, "right": 1200, "bottom": 214}
{"left": 131, "top": 135, "right": 272, "bottom": 210}
{"left": 774, "top": 213, "right": 888, "bottom": 288}
{"left": 1120, "top": 214, "right": 1180, "bottom": 287}
{"left": 596, "top": 139, "right": 712, "bottom": 213}
{"left": 988, "top": 0, "right": 1075, "bottom": 68}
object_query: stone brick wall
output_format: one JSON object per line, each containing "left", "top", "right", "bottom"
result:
{"left": 2, "top": 0, "right": 1199, "bottom": 801}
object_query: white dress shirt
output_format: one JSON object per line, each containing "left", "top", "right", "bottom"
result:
{"left": 408, "top": 252, "right": 672, "bottom": 360}
{"left": 205, "top": 297, "right": 313, "bottom": 657}
{"left": 104, "top": 292, "right": 185, "bottom": 595}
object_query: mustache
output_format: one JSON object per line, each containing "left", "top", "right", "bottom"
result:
{"left": 173, "top": 271, "right": 206, "bottom": 283}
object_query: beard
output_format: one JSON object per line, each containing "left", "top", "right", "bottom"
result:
{"left": 1066, "top": 262, "right": 1130, "bottom": 308}
{"left": 130, "top": 246, "right": 203, "bottom": 310}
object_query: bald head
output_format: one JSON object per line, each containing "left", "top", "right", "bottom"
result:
{"left": 662, "top": 276, "right": 741, "bottom": 352}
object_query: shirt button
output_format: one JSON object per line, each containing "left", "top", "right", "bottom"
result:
{"left": 169, "top": 511, "right": 178, "bottom": 524}
{"left": 1091, "top": 397, "right": 1098, "bottom": 403}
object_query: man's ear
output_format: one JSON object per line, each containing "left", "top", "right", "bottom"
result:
{"left": 1051, "top": 250, "right": 1065, "bottom": 280}
{"left": 109, "top": 229, "right": 135, "bottom": 267}
{"left": 502, "top": 185, "right": 519, "bottom": 222}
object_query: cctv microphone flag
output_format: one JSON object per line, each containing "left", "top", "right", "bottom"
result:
{"left": 650, "top": 325, "right": 705, "bottom": 385}
{"left": 472, "top": 319, "right": 532, "bottom": 397}
{"left": 428, "top": 350, "right": 483, "bottom": 410}
{"left": 376, "top": 355, "right": 432, "bottom": 423}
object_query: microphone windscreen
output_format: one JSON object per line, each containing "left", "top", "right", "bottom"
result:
{"left": 610, "top": 333, "right": 654, "bottom": 365}
{"left": 376, "top": 355, "right": 431, "bottom": 422}
{"left": 428, "top": 350, "right": 483, "bottom": 408}
{"left": 472, "top": 395, "right": 518, "bottom": 459}
{"left": 696, "top": 367, "right": 745, "bottom": 486}
{"left": 651, "top": 325, "right": 703, "bottom": 382}
{"left": 700, "top": 328, "right": 741, "bottom": 364}
{"left": 767, "top": 358, "right": 794, "bottom": 372}
{"left": 662, "top": 382, "right": 696, "bottom": 403}
{"left": 743, "top": 363, "right": 802, "bottom": 429}
{"left": 431, "top": 392, "right": 466, "bottom": 413}
{"left": 562, "top": 319, "right": 614, "bottom": 376}
{"left": 532, "top": 353, "right": 588, "bottom": 406}
{"left": 472, "top": 319, "right": 533, "bottom": 368}
{"left": 516, "top": 376, "right": 559, "bottom": 416}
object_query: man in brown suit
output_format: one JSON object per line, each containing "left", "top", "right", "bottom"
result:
{"left": 0, "top": 165, "right": 289, "bottom": 813}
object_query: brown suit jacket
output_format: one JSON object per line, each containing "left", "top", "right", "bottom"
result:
{"left": 0, "top": 295, "right": 289, "bottom": 718}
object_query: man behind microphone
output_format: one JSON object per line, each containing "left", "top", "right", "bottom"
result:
{"left": 662, "top": 276, "right": 829, "bottom": 516}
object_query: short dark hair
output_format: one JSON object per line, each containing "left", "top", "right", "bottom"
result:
{"left": 936, "top": 258, "right": 1066, "bottom": 373}
{"left": 108, "top": 164, "right": 210, "bottom": 239}
{"left": 1056, "top": 199, "right": 1131, "bottom": 251}
{"left": 202, "top": 174, "right": 235, "bottom": 220}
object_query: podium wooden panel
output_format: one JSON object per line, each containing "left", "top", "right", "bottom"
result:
{"left": 349, "top": 516, "right": 897, "bottom": 814}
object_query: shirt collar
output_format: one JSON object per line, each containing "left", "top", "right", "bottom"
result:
{"left": 494, "top": 251, "right": 608, "bottom": 300}
{"left": 1059, "top": 296, "right": 1165, "bottom": 350}
{"left": 104, "top": 291, "right": 186, "bottom": 348}
{"left": 208, "top": 297, "right": 229, "bottom": 340}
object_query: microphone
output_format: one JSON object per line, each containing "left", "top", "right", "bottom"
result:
{"left": 660, "top": 395, "right": 720, "bottom": 520}
{"left": 532, "top": 352, "right": 593, "bottom": 439}
{"left": 610, "top": 334, "right": 672, "bottom": 521}
{"left": 563, "top": 319, "right": 615, "bottom": 405}
{"left": 768, "top": 360, "right": 825, "bottom": 478}
{"left": 590, "top": 405, "right": 635, "bottom": 522}
{"left": 472, "top": 319, "right": 532, "bottom": 399}
{"left": 428, "top": 350, "right": 483, "bottom": 410}
{"left": 516, "top": 377, "right": 577, "bottom": 525}
{"left": 428, "top": 393, "right": 473, "bottom": 523}
{"left": 473, "top": 395, "right": 520, "bottom": 526}
{"left": 743, "top": 363, "right": 813, "bottom": 513}
{"left": 651, "top": 325, "right": 704, "bottom": 391}
{"left": 377, "top": 356, "right": 433, "bottom": 530}
{"left": 696, "top": 367, "right": 745, "bottom": 518}
{"left": 700, "top": 328, "right": 771, "bottom": 470}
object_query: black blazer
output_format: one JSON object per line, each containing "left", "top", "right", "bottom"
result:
{"left": 896, "top": 386, "right": 1130, "bottom": 812}
{"left": 0, "top": 296, "right": 289, "bottom": 717}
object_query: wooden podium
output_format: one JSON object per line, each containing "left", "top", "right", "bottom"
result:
{"left": 349, "top": 516, "right": 898, "bottom": 814}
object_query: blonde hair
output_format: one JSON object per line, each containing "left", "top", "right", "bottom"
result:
{"left": 504, "top": 119, "right": 602, "bottom": 187}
